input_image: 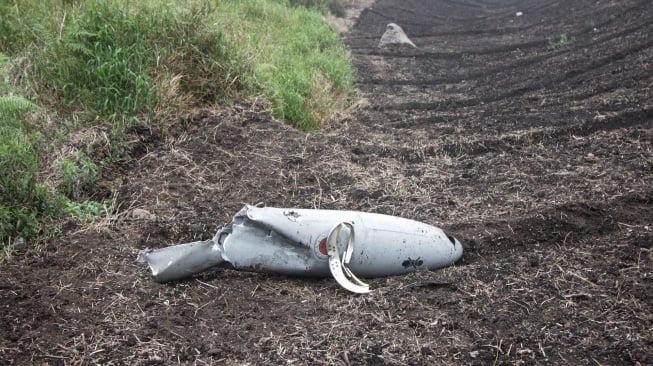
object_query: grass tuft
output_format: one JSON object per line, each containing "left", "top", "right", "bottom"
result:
{"left": 215, "top": 0, "right": 355, "bottom": 130}
{"left": 0, "top": 0, "right": 356, "bottom": 251}
{"left": 547, "top": 33, "right": 574, "bottom": 50}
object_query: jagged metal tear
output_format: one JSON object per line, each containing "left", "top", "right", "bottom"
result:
{"left": 138, "top": 205, "right": 463, "bottom": 292}
{"left": 136, "top": 239, "right": 224, "bottom": 283}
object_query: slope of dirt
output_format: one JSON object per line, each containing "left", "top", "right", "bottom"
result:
{"left": 2, "top": 0, "right": 652, "bottom": 364}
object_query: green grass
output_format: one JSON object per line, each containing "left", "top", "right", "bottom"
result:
{"left": 7, "top": 1, "right": 252, "bottom": 124}
{"left": 213, "top": 0, "right": 355, "bottom": 130}
{"left": 0, "top": 0, "right": 356, "bottom": 252}
{"left": 2, "top": 0, "right": 354, "bottom": 128}
{"left": 0, "top": 52, "right": 57, "bottom": 247}
{"left": 547, "top": 33, "right": 574, "bottom": 50}
{"left": 0, "top": 52, "right": 109, "bottom": 251}
{"left": 287, "top": 0, "right": 349, "bottom": 17}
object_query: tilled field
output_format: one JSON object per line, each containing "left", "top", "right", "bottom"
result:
{"left": 1, "top": 0, "right": 652, "bottom": 364}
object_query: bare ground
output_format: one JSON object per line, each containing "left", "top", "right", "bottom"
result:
{"left": 1, "top": 0, "right": 652, "bottom": 364}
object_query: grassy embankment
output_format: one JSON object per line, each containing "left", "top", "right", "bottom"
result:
{"left": 0, "top": 0, "right": 355, "bottom": 259}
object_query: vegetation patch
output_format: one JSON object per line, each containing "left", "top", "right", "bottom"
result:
{"left": 0, "top": 0, "right": 355, "bottom": 253}
{"left": 0, "top": 53, "right": 63, "bottom": 249}
{"left": 547, "top": 33, "right": 574, "bottom": 49}
{"left": 214, "top": 0, "right": 355, "bottom": 130}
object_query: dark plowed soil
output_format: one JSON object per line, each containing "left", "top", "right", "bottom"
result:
{"left": 2, "top": 0, "right": 652, "bottom": 364}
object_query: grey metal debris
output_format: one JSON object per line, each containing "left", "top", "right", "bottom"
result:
{"left": 378, "top": 23, "right": 417, "bottom": 48}
{"left": 138, "top": 205, "right": 463, "bottom": 293}
{"left": 10, "top": 237, "right": 27, "bottom": 250}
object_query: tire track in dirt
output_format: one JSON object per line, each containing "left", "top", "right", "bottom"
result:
{"left": 346, "top": 0, "right": 653, "bottom": 182}
{"left": 343, "top": 3, "right": 651, "bottom": 361}
{"left": 346, "top": 0, "right": 653, "bottom": 255}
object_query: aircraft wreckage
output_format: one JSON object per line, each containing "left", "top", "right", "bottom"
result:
{"left": 138, "top": 205, "right": 463, "bottom": 293}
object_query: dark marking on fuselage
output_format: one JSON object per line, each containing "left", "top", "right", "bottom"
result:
{"left": 402, "top": 257, "right": 424, "bottom": 268}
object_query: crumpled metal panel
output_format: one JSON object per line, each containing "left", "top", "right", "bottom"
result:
{"left": 138, "top": 205, "right": 463, "bottom": 290}
{"left": 137, "top": 239, "right": 224, "bottom": 283}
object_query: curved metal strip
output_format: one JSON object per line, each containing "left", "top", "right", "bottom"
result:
{"left": 326, "top": 222, "right": 370, "bottom": 294}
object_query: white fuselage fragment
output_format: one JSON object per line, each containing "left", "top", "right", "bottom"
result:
{"left": 138, "top": 205, "right": 463, "bottom": 290}
{"left": 223, "top": 206, "right": 462, "bottom": 277}
{"left": 378, "top": 23, "right": 417, "bottom": 48}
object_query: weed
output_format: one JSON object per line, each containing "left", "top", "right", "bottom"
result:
{"left": 6, "top": 1, "right": 250, "bottom": 127}
{"left": 547, "top": 33, "right": 574, "bottom": 49}
{"left": 0, "top": 95, "right": 37, "bottom": 117}
{"left": 0, "top": 53, "right": 57, "bottom": 246}
{"left": 4, "top": 0, "right": 353, "bottom": 130}
{"left": 0, "top": 131, "right": 66, "bottom": 245}
{"left": 64, "top": 200, "right": 106, "bottom": 224}
{"left": 57, "top": 151, "right": 99, "bottom": 200}
{"left": 325, "top": 351, "right": 334, "bottom": 364}
{"left": 288, "top": 0, "right": 350, "bottom": 17}
{"left": 216, "top": 0, "right": 354, "bottom": 130}
{"left": 163, "top": 298, "right": 172, "bottom": 329}
{"left": 0, "top": 0, "right": 356, "bottom": 250}
{"left": 0, "top": 53, "right": 37, "bottom": 118}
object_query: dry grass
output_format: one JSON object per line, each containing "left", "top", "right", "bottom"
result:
{"left": 1, "top": 96, "right": 651, "bottom": 364}
{"left": 2, "top": 0, "right": 653, "bottom": 364}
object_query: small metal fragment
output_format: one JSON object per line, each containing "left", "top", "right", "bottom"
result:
{"left": 378, "top": 23, "right": 417, "bottom": 48}
{"left": 10, "top": 237, "right": 27, "bottom": 250}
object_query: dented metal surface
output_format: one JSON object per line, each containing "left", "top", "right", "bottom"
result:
{"left": 138, "top": 205, "right": 463, "bottom": 293}
{"left": 137, "top": 239, "right": 224, "bottom": 283}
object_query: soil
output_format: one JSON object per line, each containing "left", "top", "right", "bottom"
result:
{"left": 2, "top": 0, "right": 652, "bottom": 364}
